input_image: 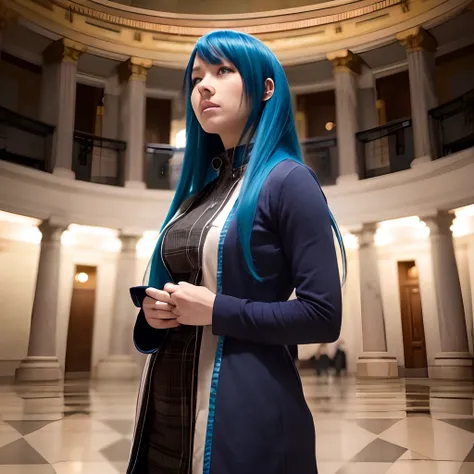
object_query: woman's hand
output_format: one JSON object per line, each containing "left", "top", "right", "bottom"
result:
{"left": 143, "top": 288, "right": 180, "bottom": 329}
{"left": 164, "top": 282, "right": 216, "bottom": 326}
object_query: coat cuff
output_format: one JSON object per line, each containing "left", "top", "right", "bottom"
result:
{"left": 133, "top": 309, "right": 166, "bottom": 354}
{"left": 212, "top": 293, "right": 243, "bottom": 337}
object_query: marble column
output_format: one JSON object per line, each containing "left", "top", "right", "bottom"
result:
{"left": 327, "top": 50, "right": 361, "bottom": 184}
{"left": 118, "top": 57, "right": 151, "bottom": 189}
{"left": 357, "top": 65, "right": 378, "bottom": 131}
{"left": 96, "top": 233, "right": 140, "bottom": 380}
{"left": 15, "top": 220, "right": 67, "bottom": 383}
{"left": 423, "top": 211, "right": 473, "bottom": 379}
{"left": 103, "top": 75, "right": 120, "bottom": 140}
{"left": 355, "top": 223, "right": 399, "bottom": 377}
{"left": 170, "top": 95, "right": 186, "bottom": 146}
{"left": 40, "top": 39, "right": 86, "bottom": 178}
{"left": 397, "top": 27, "right": 438, "bottom": 163}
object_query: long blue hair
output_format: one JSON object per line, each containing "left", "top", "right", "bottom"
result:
{"left": 146, "top": 30, "right": 346, "bottom": 288}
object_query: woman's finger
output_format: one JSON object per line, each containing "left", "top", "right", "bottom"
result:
{"left": 147, "top": 310, "right": 178, "bottom": 321}
{"left": 146, "top": 318, "right": 180, "bottom": 330}
{"left": 143, "top": 297, "right": 175, "bottom": 311}
{"left": 146, "top": 288, "right": 175, "bottom": 305}
{"left": 152, "top": 301, "right": 174, "bottom": 312}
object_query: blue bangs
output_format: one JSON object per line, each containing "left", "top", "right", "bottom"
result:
{"left": 146, "top": 30, "right": 347, "bottom": 291}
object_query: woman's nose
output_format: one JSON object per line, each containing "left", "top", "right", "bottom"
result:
{"left": 197, "top": 80, "right": 215, "bottom": 97}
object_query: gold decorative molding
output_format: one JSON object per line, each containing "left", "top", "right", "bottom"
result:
{"left": 4, "top": 0, "right": 465, "bottom": 67}
{"left": 48, "top": 0, "right": 405, "bottom": 37}
{"left": 397, "top": 26, "right": 437, "bottom": 53}
{"left": 118, "top": 57, "right": 152, "bottom": 83}
{"left": 327, "top": 49, "right": 363, "bottom": 74}
{"left": 0, "top": 2, "right": 18, "bottom": 31}
{"left": 43, "top": 37, "right": 87, "bottom": 64}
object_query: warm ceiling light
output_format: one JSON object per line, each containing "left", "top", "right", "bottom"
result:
{"left": 0, "top": 211, "right": 40, "bottom": 225}
{"left": 75, "top": 272, "right": 89, "bottom": 283}
{"left": 176, "top": 129, "right": 186, "bottom": 148}
{"left": 325, "top": 121, "right": 335, "bottom": 131}
{"left": 68, "top": 224, "right": 116, "bottom": 237}
{"left": 455, "top": 205, "right": 474, "bottom": 217}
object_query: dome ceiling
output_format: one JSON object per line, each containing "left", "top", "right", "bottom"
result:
{"left": 111, "top": 0, "right": 332, "bottom": 15}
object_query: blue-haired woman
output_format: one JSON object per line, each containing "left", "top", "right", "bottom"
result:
{"left": 127, "top": 30, "right": 345, "bottom": 474}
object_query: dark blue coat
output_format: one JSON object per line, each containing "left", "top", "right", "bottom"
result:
{"left": 128, "top": 159, "right": 342, "bottom": 474}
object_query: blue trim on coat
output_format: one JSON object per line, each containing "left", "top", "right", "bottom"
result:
{"left": 202, "top": 201, "right": 238, "bottom": 474}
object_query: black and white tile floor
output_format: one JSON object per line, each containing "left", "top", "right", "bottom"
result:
{"left": 0, "top": 373, "right": 473, "bottom": 473}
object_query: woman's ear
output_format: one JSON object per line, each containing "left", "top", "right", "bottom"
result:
{"left": 262, "top": 78, "right": 275, "bottom": 102}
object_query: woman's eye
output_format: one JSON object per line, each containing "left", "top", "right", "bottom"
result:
{"left": 218, "top": 67, "right": 232, "bottom": 75}
{"left": 192, "top": 78, "right": 201, "bottom": 86}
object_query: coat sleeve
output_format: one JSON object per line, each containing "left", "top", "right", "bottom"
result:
{"left": 130, "top": 286, "right": 168, "bottom": 354}
{"left": 212, "top": 165, "right": 342, "bottom": 346}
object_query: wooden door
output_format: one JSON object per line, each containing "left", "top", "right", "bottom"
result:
{"left": 398, "top": 261, "right": 427, "bottom": 369}
{"left": 65, "top": 265, "right": 97, "bottom": 376}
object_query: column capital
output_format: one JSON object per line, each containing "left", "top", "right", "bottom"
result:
{"left": 118, "top": 233, "right": 140, "bottom": 252}
{"left": 327, "top": 49, "right": 363, "bottom": 74}
{"left": 397, "top": 27, "right": 437, "bottom": 53}
{"left": 0, "top": 4, "right": 17, "bottom": 31}
{"left": 353, "top": 223, "right": 378, "bottom": 247}
{"left": 43, "top": 38, "right": 87, "bottom": 65}
{"left": 38, "top": 220, "right": 68, "bottom": 243}
{"left": 118, "top": 57, "right": 152, "bottom": 83}
{"left": 422, "top": 210, "right": 455, "bottom": 237}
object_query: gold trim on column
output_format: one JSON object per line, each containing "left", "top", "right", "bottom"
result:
{"left": 118, "top": 57, "right": 153, "bottom": 83}
{"left": 397, "top": 27, "right": 437, "bottom": 53}
{"left": 327, "top": 49, "right": 363, "bottom": 74}
{"left": 43, "top": 38, "right": 87, "bottom": 65}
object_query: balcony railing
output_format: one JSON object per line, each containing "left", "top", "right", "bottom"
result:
{"left": 429, "top": 88, "right": 474, "bottom": 158}
{"left": 300, "top": 137, "right": 338, "bottom": 185}
{"left": 356, "top": 118, "right": 414, "bottom": 179}
{"left": 72, "top": 131, "right": 126, "bottom": 186}
{"left": 146, "top": 144, "right": 174, "bottom": 190}
{"left": 0, "top": 106, "right": 54, "bottom": 171}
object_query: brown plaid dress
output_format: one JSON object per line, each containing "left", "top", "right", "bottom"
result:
{"left": 143, "top": 149, "right": 246, "bottom": 474}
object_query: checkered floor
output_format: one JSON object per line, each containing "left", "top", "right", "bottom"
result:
{"left": 0, "top": 373, "right": 473, "bottom": 473}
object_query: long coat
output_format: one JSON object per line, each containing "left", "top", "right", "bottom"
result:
{"left": 126, "top": 159, "right": 342, "bottom": 474}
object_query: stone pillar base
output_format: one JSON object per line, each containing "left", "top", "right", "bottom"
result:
{"left": 95, "top": 355, "right": 140, "bottom": 381}
{"left": 52, "top": 167, "right": 75, "bottom": 179}
{"left": 15, "top": 356, "right": 62, "bottom": 383}
{"left": 429, "top": 352, "right": 473, "bottom": 380}
{"left": 357, "top": 353, "right": 399, "bottom": 378}
{"left": 336, "top": 173, "right": 359, "bottom": 185}
{"left": 124, "top": 180, "right": 146, "bottom": 190}
{"left": 410, "top": 156, "right": 432, "bottom": 168}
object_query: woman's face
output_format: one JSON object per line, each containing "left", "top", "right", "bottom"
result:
{"left": 190, "top": 54, "right": 251, "bottom": 150}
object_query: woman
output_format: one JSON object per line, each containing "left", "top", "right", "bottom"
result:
{"left": 127, "top": 30, "right": 345, "bottom": 474}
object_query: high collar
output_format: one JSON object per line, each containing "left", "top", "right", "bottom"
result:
{"left": 212, "top": 143, "right": 253, "bottom": 173}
